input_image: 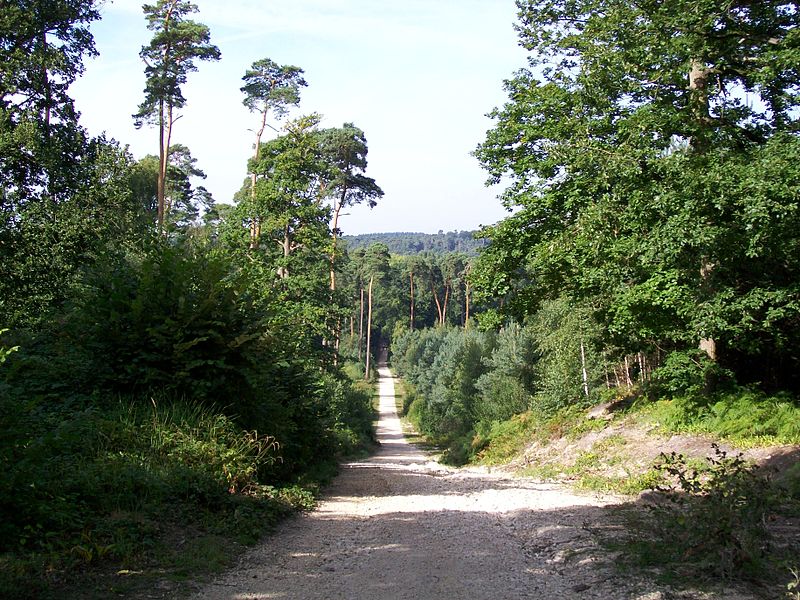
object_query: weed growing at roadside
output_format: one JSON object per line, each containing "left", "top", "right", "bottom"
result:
{"left": 628, "top": 444, "right": 775, "bottom": 581}
{"left": 0, "top": 397, "right": 336, "bottom": 600}
{"left": 638, "top": 392, "right": 800, "bottom": 447}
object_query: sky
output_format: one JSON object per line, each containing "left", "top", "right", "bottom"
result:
{"left": 70, "top": 0, "right": 527, "bottom": 235}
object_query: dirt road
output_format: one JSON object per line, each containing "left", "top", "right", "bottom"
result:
{"left": 193, "top": 366, "right": 752, "bottom": 600}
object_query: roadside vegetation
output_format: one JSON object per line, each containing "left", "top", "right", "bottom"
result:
{"left": 390, "top": 322, "right": 800, "bottom": 595}
{"left": 1, "top": 3, "right": 380, "bottom": 598}
{"left": 3, "top": 0, "right": 800, "bottom": 598}
{"left": 384, "top": 0, "right": 800, "bottom": 594}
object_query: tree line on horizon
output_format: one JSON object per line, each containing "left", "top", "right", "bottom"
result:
{"left": 343, "top": 230, "right": 488, "bottom": 256}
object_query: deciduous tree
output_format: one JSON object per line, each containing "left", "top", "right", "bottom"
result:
{"left": 475, "top": 0, "right": 800, "bottom": 390}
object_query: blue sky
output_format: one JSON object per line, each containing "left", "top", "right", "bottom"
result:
{"left": 70, "top": 0, "right": 526, "bottom": 235}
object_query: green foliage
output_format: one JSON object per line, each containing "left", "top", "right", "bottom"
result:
{"left": 241, "top": 58, "right": 306, "bottom": 118}
{"left": 0, "top": 329, "right": 19, "bottom": 364}
{"left": 528, "top": 298, "right": 605, "bottom": 413}
{"left": 0, "top": 0, "right": 100, "bottom": 209}
{"left": 650, "top": 349, "right": 731, "bottom": 396}
{"left": 642, "top": 391, "right": 800, "bottom": 447}
{"left": 0, "top": 394, "right": 317, "bottom": 598}
{"left": 392, "top": 327, "right": 487, "bottom": 449}
{"left": 473, "top": 322, "right": 535, "bottom": 422}
{"left": 344, "top": 230, "right": 488, "bottom": 256}
{"left": 789, "top": 568, "right": 800, "bottom": 600}
{"left": 392, "top": 301, "right": 608, "bottom": 464}
{"left": 0, "top": 136, "right": 151, "bottom": 330}
{"left": 575, "top": 468, "right": 666, "bottom": 496}
{"left": 473, "top": 0, "right": 800, "bottom": 394}
{"left": 643, "top": 445, "right": 775, "bottom": 580}
{"left": 1, "top": 214, "right": 375, "bottom": 594}
{"left": 472, "top": 413, "right": 538, "bottom": 465}
{"left": 318, "top": 122, "right": 384, "bottom": 214}
{"left": 322, "top": 372, "right": 377, "bottom": 456}
{"left": 133, "top": 0, "right": 221, "bottom": 129}
{"left": 0, "top": 2, "right": 381, "bottom": 595}
{"left": 7, "top": 241, "right": 254, "bottom": 406}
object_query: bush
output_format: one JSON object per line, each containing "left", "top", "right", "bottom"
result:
{"left": 0, "top": 397, "right": 283, "bottom": 555}
{"left": 529, "top": 298, "right": 604, "bottom": 413}
{"left": 644, "top": 444, "right": 775, "bottom": 579}
{"left": 651, "top": 349, "right": 733, "bottom": 397}
{"left": 473, "top": 322, "right": 534, "bottom": 422}
{"left": 642, "top": 390, "right": 800, "bottom": 446}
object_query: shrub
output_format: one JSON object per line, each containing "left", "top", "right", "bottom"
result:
{"left": 645, "top": 444, "right": 774, "bottom": 579}
{"left": 529, "top": 298, "right": 604, "bottom": 413}
{"left": 651, "top": 349, "right": 733, "bottom": 397}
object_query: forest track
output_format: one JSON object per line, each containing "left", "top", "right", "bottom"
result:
{"left": 192, "top": 366, "right": 755, "bottom": 600}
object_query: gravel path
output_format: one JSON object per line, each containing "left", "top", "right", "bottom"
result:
{"left": 193, "top": 366, "right": 755, "bottom": 600}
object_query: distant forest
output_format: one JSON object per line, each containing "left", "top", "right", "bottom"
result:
{"left": 343, "top": 230, "right": 487, "bottom": 255}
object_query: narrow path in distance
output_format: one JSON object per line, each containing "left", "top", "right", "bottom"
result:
{"left": 193, "top": 365, "right": 753, "bottom": 600}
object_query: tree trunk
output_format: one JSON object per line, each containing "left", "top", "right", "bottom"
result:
{"left": 442, "top": 283, "right": 450, "bottom": 327}
{"left": 277, "top": 225, "right": 291, "bottom": 279}
{"left": 249, "top": 170, "right": 259, "bottom": 250}
{"left": 333, "top": 318, "right": 341, "bottom": 367}
{"left": 248, "top": 102, "right": 269, "bottom": 250}
{"left": 624, "top": 355, "right": 633, "bottom": 387}
{"left": 409, "top": 270, "right": 415, "bottom": 331}
{"left": 580, "top": 338, "right": 590, "bottom": 398}
{"left": 329, "top": 189, "right": 346, "bottom": 291}
{"left": 364, "top": 275, "right": 374, "bottom": 380}
{"left": 329, "top": 204, "right": 341, "bottom": 291}
{"left": 688, "top": 58, "right": 712, "bottom": 132}
{"left": 699, "top": 258, "right": 717, "bottom": 360}
{"left": 464, "top": 277, "right": 471, "bottom": 329}
{"left": 689, "top": 57, "right": 718, "bottom": 362}
{"left": 163, "top": 105, "right": 177, "bottom": 219}
{"left": 40, "top": 30, "right": 51, "bottom": 135}
{"left": 358, "top": 287, "right": 364, "bottom": 362}
{"left": 157, "top": 98, "right": 167, "bottom": 231}
{"left": 432, "top": 283, "right": 444, "bottom": 327}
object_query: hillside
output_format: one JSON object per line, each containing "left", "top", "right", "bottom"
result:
{"left": 342, "top": 230, "right": 488, "bottom": 255}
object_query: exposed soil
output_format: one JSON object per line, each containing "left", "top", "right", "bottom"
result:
{"left": 191, "top": 367, "right": 768, "bottom": 600}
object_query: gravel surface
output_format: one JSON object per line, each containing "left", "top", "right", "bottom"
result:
{"left": 193, "top": 366, "right": 757, "bottom": 600}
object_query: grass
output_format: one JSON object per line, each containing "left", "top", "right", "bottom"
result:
{"left": 633, "top": 391, "right": 800, "bottom": 448}
{"left": 471, "top": 386, "right": 800, "bottom": 503}
{"left": 0, "top": 391, "right": 360, "bottom": 600}
{"left": 473, "top": 413, "right": 540, "bottom": 465}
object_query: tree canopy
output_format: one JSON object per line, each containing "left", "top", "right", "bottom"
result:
{"left": 473, "top": 0, "right": 800, "bottom": 391}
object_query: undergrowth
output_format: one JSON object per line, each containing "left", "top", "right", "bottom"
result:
{"left": 637, "top": 391, "right": 800, "bottom": 447}
{"left": 0, "top": 389, "right": 370, "bottom": 600}
{"left": 607, "top": 444, "right": 800, "bottom": 596}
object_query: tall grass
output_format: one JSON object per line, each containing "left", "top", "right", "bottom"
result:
{"left": 0, "top": 394, "right": 311, "bottom": 599}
